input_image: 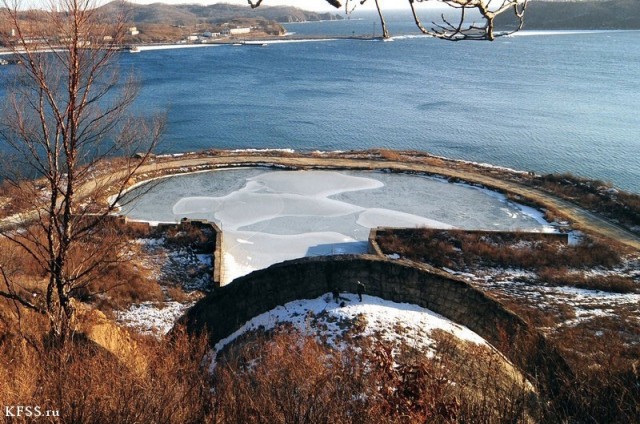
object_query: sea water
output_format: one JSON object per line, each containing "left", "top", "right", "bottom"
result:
{"left": 1, "top": 15, "right": 638, "bottom": 192}
{"left": 120, "top": 169, "right": 555, "bottom": 283}
{"left": 113, "top": 17, "right": 640, "bottom": 193}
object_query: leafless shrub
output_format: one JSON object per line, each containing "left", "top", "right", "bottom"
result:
{"left": 250, "top": 0, "right": 527, "bottom": 40}
{"left": 538, "top": 268, "right": 638, "bottom": 293}
{"left": 212, "top": 326, "right": 535, "bottom": 423}
{"left": 0, "top": 326, "right": 215, "bottom": 423}
{"left": 0, "top": 0, "right": 162, "bottom": 343}
{"left": 533, "top": 173, "right": 640, "bottom": 233}
{"left": 377, "top": 228, "right": 622, "bottom": 270}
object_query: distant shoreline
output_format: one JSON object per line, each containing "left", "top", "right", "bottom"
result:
{"left": 3, "top": 29, "right": 637, "bottom": 57}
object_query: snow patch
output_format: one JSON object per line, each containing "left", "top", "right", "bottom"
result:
{"left": 211, "top": 293, "right": 488, "bottom": 370}
{"left": 116, "top": 301, "right": 193, "bottom": 335}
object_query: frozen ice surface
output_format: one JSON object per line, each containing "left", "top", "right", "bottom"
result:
{"left": 357, "top": 208, "right": 454, "bottom": 229}
{"left": 120, "top": 169, "right": 555, "bottom": 284}
{"left": 246, "top": 170, "right": 384, "bottom": 197}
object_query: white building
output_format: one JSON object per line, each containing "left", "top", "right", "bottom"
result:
{"left": 222, "top": 27, "right": 251, "bottom": 36}
{"left": 127, "top": 27, "right": 139, "bottom": 36}
{"left": 230, "top": 27, "right": 251, "bottom": 35}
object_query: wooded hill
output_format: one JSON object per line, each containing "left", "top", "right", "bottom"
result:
{"left": 96, "top": 1, "right": 344, "bottom": 26}
{"left": 496, "top": 0, "right": 640, "bottom": 29}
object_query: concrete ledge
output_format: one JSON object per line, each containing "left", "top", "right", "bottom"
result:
{"left": 180, "top": 254, "right": 570, "bottom": 393}
{"left": 110, "top": 216, "right": 224, "bottom": 287}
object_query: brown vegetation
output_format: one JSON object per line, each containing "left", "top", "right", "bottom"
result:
{"left": 212, "top": 327, "right": 536, "bottom": 423}
{"left": 1, "top": 317, "right": 637, "bottom": 423}
{"left": 377, "top": 228, "right": 622, "bottom": 271}
{"left": 0, "top": 327, "right": 213, "bottom": 423}
{"left": 497, "top": 299, "right": 640, "bottom": 423}
{"left": 376, "top": 227, "right": 639, "bottom": 422}
{"left": 537, "top": 267, "right": 637, "bottom": 293}
{"left": 533, "top": 173, "right": 640, "bottom": 233}
{"left": 1, "top": 221, "right": 167, "bottom": 321}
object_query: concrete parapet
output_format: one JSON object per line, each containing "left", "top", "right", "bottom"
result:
{"left": 106, "top": 216, "right": 223, "bottom": 287}
{"left": 180, "top": 254, "right": 570, "bottom": 394}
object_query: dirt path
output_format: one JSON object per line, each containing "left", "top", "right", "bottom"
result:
{"left": 136, "top": 153, "right": 640, "bottom": 251}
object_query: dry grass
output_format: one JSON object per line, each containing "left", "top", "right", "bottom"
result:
{"left": 212, "top": 327, "right": 535, "bottom": 423}
{"left": 532, "top": 173, "right": 640, "bottom": 233}
{"left": 0, "top": 309, "right": 637, "bottom": 423}
{"left": 538, "top": 268, "right": 638, "bottom": 293}
{"left": 377, "top": 228, "right": 623, "bottom": 270}
{"left": 163, "top": 222, "right": 216, "bottom": 252}
{"left": 0, "top": 327, "right": 213, "bottom": 423}
{"left": 0, "top": 221, "right": 165, "bottom": 317}
{"left": 376, "top": 227, "right": 639, "bottom": 421}
{"left": 165, "top": 285, "right": 191, "bottom": 303}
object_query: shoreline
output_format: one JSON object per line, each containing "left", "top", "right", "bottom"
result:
{"left": 111, "top": 149, "right": 640, "bottom": 251}
{"left": 4, "top": 29, "right": 637, "bottom": 57}
{"left": 2, "top": 149, "right": 639, "bottom": 251}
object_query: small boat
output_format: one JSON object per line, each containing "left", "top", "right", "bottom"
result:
{"left": 127, "top": 46, "right": 141, "bottom": 53}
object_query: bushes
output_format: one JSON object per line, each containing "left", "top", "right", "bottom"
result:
{"left": 0, "top": 315, "right": 637, "bottom": 423}
{"left": 164, "top": 223, "right": 215, "bottom": 252}
{"left": 538, "top": 268, "right": 638, "bottom": 293}
{"left": 377, "top": 229, "right": 622, "bottom": 270}
{"left": 211, "top": 327, "right": 535, "bottom": 423}
{"left": 533, "top": 173, "right": 640, "bottom": 232}
{"left": 0, "top": 327, "right": 214, "bottom": 424}
{"left": 545, "top": 324, "right": 640, "bottom": 423}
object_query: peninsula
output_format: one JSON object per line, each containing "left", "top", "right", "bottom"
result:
{"left": 1, "top": 149, "right": 638, "bottom": 422}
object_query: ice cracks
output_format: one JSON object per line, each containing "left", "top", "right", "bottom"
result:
{"left": 119, "top": 169, "right": 554, "bottom": 284}
{"left": 173, "top": 170, "right": 454, "bottom": 284}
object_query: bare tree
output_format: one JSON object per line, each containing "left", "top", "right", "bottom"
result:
{"left": 248, "top": 0, "right": 527, "bottom": 40}
{"left": 0, "top": 0, "right": 162, "bottom": 343}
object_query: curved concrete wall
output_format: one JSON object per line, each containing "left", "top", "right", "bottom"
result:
{"left": 181, "top": 254, "right": 569, "bottom": 390}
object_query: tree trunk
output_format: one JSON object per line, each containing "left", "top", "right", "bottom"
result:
{"left": 374, "top": 0, "right": 390, "bottom": 39}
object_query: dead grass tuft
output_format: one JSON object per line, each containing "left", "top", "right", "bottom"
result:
{"left": 377, "top": 228, "right": 623, "bottom": 270}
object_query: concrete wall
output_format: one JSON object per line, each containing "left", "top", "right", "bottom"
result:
{"left": 114, "top": 216, "right": 223, "bottom": 287}
{"left": 181, "top": 255, "right": 569, "bottom": 391}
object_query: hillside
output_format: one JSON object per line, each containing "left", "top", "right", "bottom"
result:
{"left": 96, "top": 1, "right": 343, "bottom": 26}
{"left": 496, "top": 0, "right": 640, "bottom": 29}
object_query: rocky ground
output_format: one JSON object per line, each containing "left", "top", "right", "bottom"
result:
{"left": 115, "top": 234, "right": 213, "bottom": 335}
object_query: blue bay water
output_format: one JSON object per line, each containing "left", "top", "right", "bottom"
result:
{"left": 2, "top": 16, "right": 639, "bottom": 192}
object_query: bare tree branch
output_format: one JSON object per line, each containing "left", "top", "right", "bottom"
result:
{"left": 247, "top": 0, "right": 526, "bottom": 40}
{"left": 0, "top": 0, "right": 160, "bottom": 343}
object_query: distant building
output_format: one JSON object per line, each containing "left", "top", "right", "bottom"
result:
{"left": 202, "top": 31, "right": 220, "bottom": 38}
{"left": 230, "top": 27, "right": 251, "bottom": 35}
{"left": 127, "top": 27, "right": 139, "bottom": 36}
{"left": 222, "top": 27, "right": 251, "bottom": 36}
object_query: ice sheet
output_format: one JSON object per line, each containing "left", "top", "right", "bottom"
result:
{"left": 221, "top": 230, "right": 367, "bottom": 283}
{"left": 120, "top": 169, "right": 556, "bottom": 284}
{"left": 247, "top": 170, "right": 383, "bottom": 197}
{"left": 357, "top": 208, "right": 454, "bottom": 229}
{"left": 173, "top": 192, "right": 362, "bottom": 231}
